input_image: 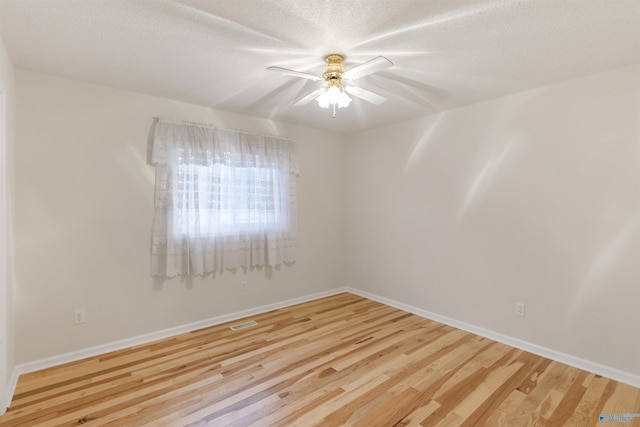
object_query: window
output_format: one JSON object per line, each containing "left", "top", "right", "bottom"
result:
{"left": 149, "top": 119, "right": 298, "bottom": 277}
{"left": 175, "top": 162, "right": 291, "bottom": 236}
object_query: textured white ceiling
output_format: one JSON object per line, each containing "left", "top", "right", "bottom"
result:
{"left": 1, "top": 0, "right": 639, "bottom": 134}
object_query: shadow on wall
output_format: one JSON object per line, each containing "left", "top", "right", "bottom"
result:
{"left": 571, "top": 217, "right": 639, "bottom": 316}
{"left": 403, "top": 91, "right": 537, "bottom": 221}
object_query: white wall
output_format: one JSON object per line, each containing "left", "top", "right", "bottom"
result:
{"left": 13, "top": 70, "right": 346, "bottom": 364}
{"left": 346, "top": 64, "right": 640, "bottom": 377}
{"left": 10, "top": 62, "right": 640, "bottom": 386}
{"left": 0, "top": 28, "right": 15, "bottom": 412}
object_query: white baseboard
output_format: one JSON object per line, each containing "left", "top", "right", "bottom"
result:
{"left": 8, "top": 287, "right": 348, "bottom": 406}
{"left": 346, "top": 286, "right": 640, "bottom": 389}
{"left": 5, "top": 285, "right": 639, "bottom": 411}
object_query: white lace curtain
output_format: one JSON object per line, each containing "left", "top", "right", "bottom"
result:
{"left": 149, "top": 118, "right": 298, "bottom": 277}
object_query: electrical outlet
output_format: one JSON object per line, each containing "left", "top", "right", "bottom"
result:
{"left": 515, "top": 303, "right": 525, "bottom": 317}
{"left": 74, "top": 309, "right": 86, "bottom": 325}
{"left": 241, "top": 281, "right": 247, "bottom": 292}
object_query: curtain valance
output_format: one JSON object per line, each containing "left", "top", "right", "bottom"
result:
{"left": 150, "top": 118, "right": 299, "bottom": 175}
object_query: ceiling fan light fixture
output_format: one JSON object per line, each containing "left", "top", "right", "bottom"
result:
{"left": 316, "top": 55, "right": 352, "bottom": 116}
{"left": 316, "top": 84, "right": 352, "bottom": 109}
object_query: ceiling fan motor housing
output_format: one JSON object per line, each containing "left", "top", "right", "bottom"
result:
{"left": 323, "top": 54, "right": 346, "bottom": 81}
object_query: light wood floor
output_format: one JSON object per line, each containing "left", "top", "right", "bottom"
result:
{"left": 1, "top": 293, "right": 639, "bottom": 426}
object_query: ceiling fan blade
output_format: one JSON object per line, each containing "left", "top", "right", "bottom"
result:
{"left": 342, "top": 56, "right": 393, "bottom": 80}
{"left": 267, "top": 66, "right": 323, "bottom": 81}
{"left": 293, "top": 88, "right": 325, "bottom": 106}
{"left": 345, "top": 86, "right": 388, "bottom": 105}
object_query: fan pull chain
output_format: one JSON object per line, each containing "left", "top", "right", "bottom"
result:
{"left": 332, "top": 103, "right": 336, "bottom": 118}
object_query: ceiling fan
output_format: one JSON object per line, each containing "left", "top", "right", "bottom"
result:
{"left": 267, "top": 54, "right": 393, "bottom": 117}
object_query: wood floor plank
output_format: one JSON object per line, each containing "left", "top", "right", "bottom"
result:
{"left": 1, "top": 293, "right": 638, "bottom": 427}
